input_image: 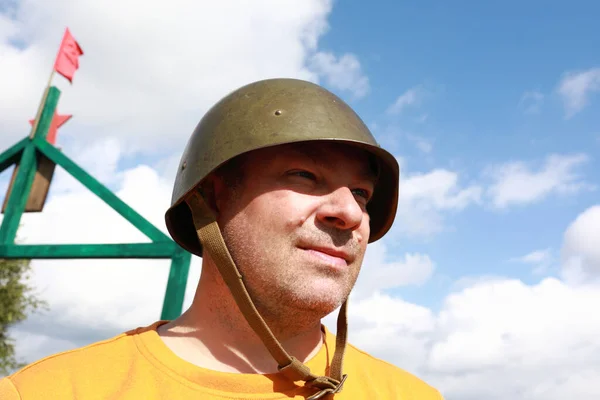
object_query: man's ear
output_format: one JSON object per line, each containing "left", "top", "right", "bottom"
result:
{"left": 201, "top": 173, "right": 230, "bottom": 216}
{"left": 199, "top": 175, "right": 219, "bottom": 215}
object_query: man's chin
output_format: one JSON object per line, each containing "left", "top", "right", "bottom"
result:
{"left": 292, "top": 293, "right": 348, "bottom": 317}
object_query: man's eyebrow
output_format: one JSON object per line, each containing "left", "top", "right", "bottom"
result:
{"left": 363, "top": 154, "right": 380, "bottom": 185}
{"left": 286, "top": 144, "right": 379, "bottom": 185}
{"left": 359, "top": 170, "right": 378, "bottom": 187}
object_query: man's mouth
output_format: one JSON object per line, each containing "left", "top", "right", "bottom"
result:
{"left": 300, "top": 246, "right": 351, "bottom": 268}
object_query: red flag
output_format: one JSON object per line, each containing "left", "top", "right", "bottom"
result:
{"left": 53, "top": 28, "right": 83, "bottom": 83}
{"left": 30, "top": 112, "right": 72, "bottom": 145}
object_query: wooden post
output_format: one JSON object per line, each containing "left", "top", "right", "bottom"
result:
{"left": 2, "top": 87, "right": 61, "bottom": 214}
{"left": 0, "top": 143, "right": 38, "bottom": 244}
{"left": 161, "top": 248, "right": 193, "bottom": 320}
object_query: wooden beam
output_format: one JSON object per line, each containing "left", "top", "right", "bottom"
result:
{"left": 32, "top": 87, "right": 61, "bottom": 142}
{"left": 0, "top": 138, "right": 27, "bottom": 174}
{"left": 0, "top": 242, "right": 178, "bottom": 259}
{"left": 34, "top": 138, "right": 171, "bottom": 243}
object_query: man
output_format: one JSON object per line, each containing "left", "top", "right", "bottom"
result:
{"left": 0, "top": 78, "right": 443, "bottom": 399}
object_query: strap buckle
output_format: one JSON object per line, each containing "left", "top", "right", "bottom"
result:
{"left": 307, "top": 374, "right": 348, "bottom": 399}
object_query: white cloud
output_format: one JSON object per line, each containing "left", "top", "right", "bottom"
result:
{"left": 519, "top": 90, "right": 544, "bottom": 114}
{"left": 45, "top": 136, "right": 124, "bottom": 195}
{"left": 389, "top": 152, "right": 591, "bottom": 235}
{"left": 308, "top": 52, "right": 370, "bottom": 98}
{"left": 561, "top": 205, "right": 600, "bottom": 285}
{"left": 353, "top": 241, "right": 435, "bottom": 299}
{"left": 512, "top": 249, "right": 552, "bottom": 264}
{"left": 325, "top": 276, "right": 600, "bottom": 400}
{"left": 341, "top": 205, "right": 600, "bottom": 400}
{"left": 427, "top": 277, "right": 600, "bottom": 400}
{"left": 403, "top": 170, "right": 482, "bottom": 210}
{"left": 406, "top": 134, "right": 434, "bottom": 154}
{"left": 387, "top": 85, "right": 425, "bottom": 115}
{"left": 344, "top": 292, "right": 436, "bottom": 375}
{"left": 0, "top": 12, "right": 18, "bottom": 39}
{"left": 510, "top": 248, "right": 553, "bottom": 275}
{"left": 394, "top": 168, "right": 482, "bottom": 237}
{"left": 485, "top": 153, "right": 592, "bottom": 208}
{"left": 0, "top": 0, "right": 361, "bottom": 155}
{"left": 557, "top": 68, "right": 600, "bottom": 118}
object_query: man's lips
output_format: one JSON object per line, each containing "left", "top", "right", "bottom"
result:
{"left": 300, "top": 246, "right": 351, "bottom": 267}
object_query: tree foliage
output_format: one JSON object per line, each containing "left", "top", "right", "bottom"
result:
{"left": 0, "top": 258, "right": 46, "bottom": 376}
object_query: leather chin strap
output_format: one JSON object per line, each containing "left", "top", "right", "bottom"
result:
{"left": 187, "top": 192, "right": 348, "bottom": 399}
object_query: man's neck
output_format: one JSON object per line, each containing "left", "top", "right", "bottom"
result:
{"left": 156, "top": 264, "right": 325, "bottom": 374}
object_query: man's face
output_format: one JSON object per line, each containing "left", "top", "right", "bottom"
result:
{"left": 213, "top": 142, "right": 377, "bottom": 321}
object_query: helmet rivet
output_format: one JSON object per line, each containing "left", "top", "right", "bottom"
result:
{"left": 274, "top": 110, "right": 282, "bottom": 116}
{"left": 181, "top": 161, "right": 187, "bottom": 170}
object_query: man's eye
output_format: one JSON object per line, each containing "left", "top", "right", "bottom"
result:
{"left": 352, "top": 188, "right": 371, "bottom": 201}
{"left": 290, "top": 170, "right": 316, "bottom": 180}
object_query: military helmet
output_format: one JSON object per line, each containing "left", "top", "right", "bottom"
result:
{"left": 165, "top": 78, "right": 400, "bottom": 255}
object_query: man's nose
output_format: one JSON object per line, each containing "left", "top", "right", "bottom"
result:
{"left": 315, "top": 187, "right": 364, "bottom": 231}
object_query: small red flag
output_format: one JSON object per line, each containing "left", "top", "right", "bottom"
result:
{"left": 53, "top": 28, "right": 83, "bottom": 83}
{"left": 29, "top": 112, "right": 72, "bottom": 145}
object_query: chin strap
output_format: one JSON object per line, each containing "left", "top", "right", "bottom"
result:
{"left": 187, "top": 192, "right": 348, "bottom": 398}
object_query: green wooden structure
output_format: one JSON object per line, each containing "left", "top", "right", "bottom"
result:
{"left": 0, "top": 86, "right": 191, "bottom": 320}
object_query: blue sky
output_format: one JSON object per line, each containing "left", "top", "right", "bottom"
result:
{"left": 312, "top": 0, "right": 600, "bottom": 309}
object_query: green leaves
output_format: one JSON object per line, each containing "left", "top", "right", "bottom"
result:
{"left": 0, "top": 258, "right": 47, "bottom": 376}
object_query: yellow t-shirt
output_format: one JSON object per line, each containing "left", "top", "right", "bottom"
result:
{"left": 0, "top": 321, "right": 442, "bottom": 399}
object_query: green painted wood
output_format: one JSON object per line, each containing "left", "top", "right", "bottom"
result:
{"left": 0, "top": 85, "right": 193, "bottom": 321}
{"left": 0, "top": 242, "right": 178, "bottom": 259}
{"left": 0, "top": 143, "right": 38, "bottom": 244}
{"left": 0, "top": 86, "right": 59, "bottom": 244}
{"left": 161, "top": 248, "right": 192, "bottom": 320}
{"left": 0, "top": 138, "right": 27, "bottom": 174}
{"left": 33, "top": 87, "right": 60, "bottom": 141}
{"left": 34, "top": 138, "right": 171, "bottom": 243}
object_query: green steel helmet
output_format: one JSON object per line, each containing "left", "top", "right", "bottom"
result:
{"left": 165, "top": 78, "right": 400, "bottom": 256}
